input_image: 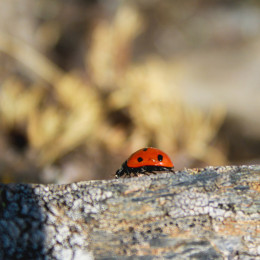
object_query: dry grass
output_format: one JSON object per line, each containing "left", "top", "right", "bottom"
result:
{"left": 0, "top": 4, "right": 227, "bottom": 181}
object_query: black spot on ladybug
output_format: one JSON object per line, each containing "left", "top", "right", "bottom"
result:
{"left": 158, "top": 154, "right": 163, "bottom": 161}
{"left": 137, "top": 157, "right": 143, "bottom": 162}
{"left": 143, "top": 148, "right": 148, "bottom": 151}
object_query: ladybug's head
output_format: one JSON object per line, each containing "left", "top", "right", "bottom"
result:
{"left": 115, "top": 161, "right": 128, "bottom": 178}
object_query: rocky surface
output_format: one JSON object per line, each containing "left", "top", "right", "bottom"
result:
{"left": 0, "top": 165, "right": 259, "bottom": 259}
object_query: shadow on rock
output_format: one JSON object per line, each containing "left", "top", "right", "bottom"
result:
{"left": 0, "top": 183, "right": 45, "bottom": 259}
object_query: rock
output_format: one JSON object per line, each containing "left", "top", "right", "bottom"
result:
{"left": 0, "top": 165, "right": 259, "bottom": 259}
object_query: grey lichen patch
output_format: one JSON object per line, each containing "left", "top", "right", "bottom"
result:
{"left": 0, "top": 165, "right": 259, "bottom": 259}
{"left": 168, "top": 191, "right": 209, "bottom": 218}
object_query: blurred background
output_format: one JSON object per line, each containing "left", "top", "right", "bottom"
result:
{"left": 0, "top": 0, "right": 259, "bottom": 184}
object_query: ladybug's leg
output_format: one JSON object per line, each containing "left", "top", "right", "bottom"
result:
{"left": 134, "top": 168, "right": 140, "bottom": 177}
{"left": 126, "top": 167, "right": 131, "bottom": 178}
{"left": 169, "top": 167, "right": 175, "bottom": 173}
{"left": 126, "top": 167, "right": 138, "bottom": 178}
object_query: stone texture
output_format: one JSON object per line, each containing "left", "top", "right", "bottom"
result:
{"left": 0, "top": 165, "right": 259, "bottom": 259}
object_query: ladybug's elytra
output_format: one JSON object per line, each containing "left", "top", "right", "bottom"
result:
{"left": 115, "top": 147, "right": 174, "bottom": 178}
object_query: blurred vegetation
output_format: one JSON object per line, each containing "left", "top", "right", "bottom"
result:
{"left": 0, "top": 1, "right": 259, "bottom": 183}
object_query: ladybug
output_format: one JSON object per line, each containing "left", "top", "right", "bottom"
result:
{"left": 115, "top": 147, "right": 174, "bottom": 178}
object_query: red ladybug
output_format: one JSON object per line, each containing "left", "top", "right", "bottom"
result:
{"left": 116, "top": 147, "right": 174, "bottom": 178}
